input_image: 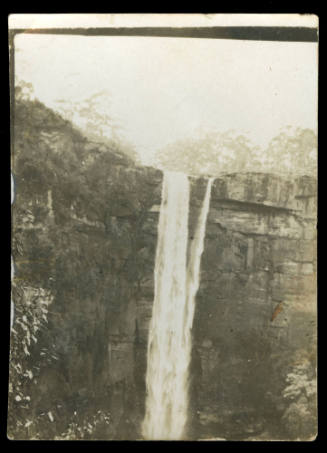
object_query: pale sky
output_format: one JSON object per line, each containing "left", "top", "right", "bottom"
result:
{"left": 15, "top": 34, "right": 318, "bottom": 163}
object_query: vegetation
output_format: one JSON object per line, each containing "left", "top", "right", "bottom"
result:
{"left": 10, "top": 86, "right": 155, "bottom": 439}
{"left": 15, "top": 79, "right": 140, "bottom": 164}
{"left": 154, "top": 127, "right": 317, "bottom": 177}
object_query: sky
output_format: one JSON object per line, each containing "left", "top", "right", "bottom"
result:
{"left": 14, "top": 34, "right": 318, "bottom": 164}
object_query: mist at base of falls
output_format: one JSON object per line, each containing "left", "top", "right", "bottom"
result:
{"left": 142, "top": 171, "right": 213, "bottom": 440}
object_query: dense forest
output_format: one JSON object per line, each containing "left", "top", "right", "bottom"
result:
{"left": 10, "top": 91, "right": 161, "bottom": 439}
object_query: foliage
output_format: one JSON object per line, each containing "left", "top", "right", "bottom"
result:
{"left": 10, "top": 88, "right": 136, "bottom": 439}
{"left": 53, "top": 91, "right": 116, "bottom": 138}
{"left": 263, "top": 127, "right": 317, "bottom": 176}
{"left": 15, "top": 79, "right": 140, "bottom": 164}
{"left": 281, "top": 359, "right": 317, "bottom": 439}
{"left": 282, "top": 362, "right": 317, "bottom": 401}
{"left": 154, "top": 130, "right": 255, "bottom": 176}
{"left": 54, "top": 410, "right": 112, "bottom": 440}
{"left": 53, "top": 90, "right": 140, "bottom": 163}
{"left": 154, "top": 127, "right": 317, "bottom": 177}
{"left": 8, "top": 250, "right": 55, "bottom": 438}
{"left": 14, "top": 80, "right": 35, "bottom": 101}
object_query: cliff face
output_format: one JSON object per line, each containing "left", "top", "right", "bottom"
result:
{"left": 10, "top": 98, "right": 163, "bottom": 439}
{"left": 190, "top": 174, "right": 317, "bottom": 440}
{"left": 10, "top": 99, "right": 317, "bottom": 440}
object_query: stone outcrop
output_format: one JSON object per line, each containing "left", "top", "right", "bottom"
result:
{"left": 9, "top": 98, "right": 317, "bottom": 440}
{"left": 189, "top": 174, "right": 317, "bottom": 440}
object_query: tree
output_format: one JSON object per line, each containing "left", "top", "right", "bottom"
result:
{"left": 15, "top": 79, "right": 35, "bottom": 101}
{"left": 264, "top": 127, "right": 317, "bottom": 176}
{"left": 154, "top": 130, "right": 259, "bottom": 176}
{"left": 15, "top": 79, "right": 140, "bottom": 164}
{"left": 53, "top": 91, "right": 116, "bottom": 139}
{"left": 154, "top": 127, "right": 317, "bottom": 177}
{"left": 53, "top": 91, "right": 140, "bottom": 164}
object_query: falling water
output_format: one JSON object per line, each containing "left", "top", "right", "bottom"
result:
{"left": 142, "top": 172, "right": 214, "bottom": 440}
{"left": 142, "top": 171, "right": 190, "bottom": 440}
{"left": 185, "top": 177, "right": 214, "bottom": 340}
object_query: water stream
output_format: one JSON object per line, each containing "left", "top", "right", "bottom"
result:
{"left": 142, "top": 172, "right": 213, "bottom": 440}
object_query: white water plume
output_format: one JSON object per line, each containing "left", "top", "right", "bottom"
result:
{"left": 142, "top": 172, "right": 213, "bottom": 440}
{"left": 185, "top": 178, "right": 214, "bottom": 336}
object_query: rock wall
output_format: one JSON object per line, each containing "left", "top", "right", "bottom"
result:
{"left": 9, "top": 98, "right": 317, "bottom": 440}
{"left": 189, "top": 174, "right": 317, "bottom": 440}
{"left": 10, "top": 98, "right": 163, "bottom": 439}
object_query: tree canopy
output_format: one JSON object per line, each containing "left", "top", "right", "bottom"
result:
{"left": 154, "top": 127, "right": 317, "bottom": 177}
{"left": 15, "top": 79, "right": 140, "bottom": 165}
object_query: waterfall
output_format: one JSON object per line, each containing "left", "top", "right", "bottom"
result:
{"left": 142, "top": 172, "right": 213, "bottom": 440}
{"left": 142, "top": 171, "right": 190, "bottom": 440}
{"left": 185, "top": 178, "right": 214, "bottom": 336}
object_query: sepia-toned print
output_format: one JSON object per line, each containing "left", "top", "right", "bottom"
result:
{"left": 9, "top": 14, "right": 318, "bottom": 440}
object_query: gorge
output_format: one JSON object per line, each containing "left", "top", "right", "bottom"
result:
{"left": 9, "top": 98, "right": 317, "bottom": 441}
